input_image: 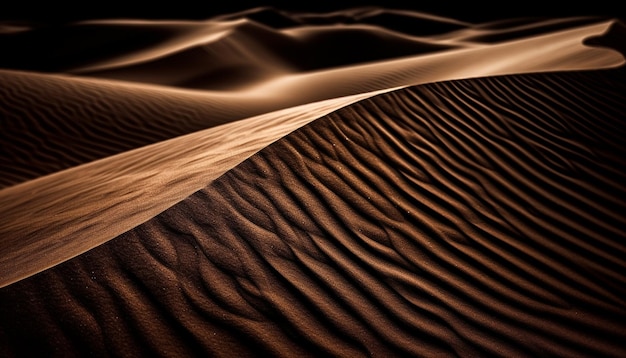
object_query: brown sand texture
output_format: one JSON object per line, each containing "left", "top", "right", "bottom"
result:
{"left": 0, "top": 7, "right": 625, "bottom": 357}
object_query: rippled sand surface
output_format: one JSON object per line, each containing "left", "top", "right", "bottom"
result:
{"left": 1, "top": 7, "right": 625, "bottom": 357}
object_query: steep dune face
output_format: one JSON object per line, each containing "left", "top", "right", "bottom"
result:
{"left": 1, "top": 68, "right": 624, "bottom": 357}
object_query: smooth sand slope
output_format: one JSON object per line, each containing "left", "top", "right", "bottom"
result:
{"left": 0, "top": 7, "right": 625, "bottom": 357}
{"left": 1, "top": 67, "right": 625, "bottom": 357}
{"left": 0, "top": 14, "right": 623, "bottom": 287}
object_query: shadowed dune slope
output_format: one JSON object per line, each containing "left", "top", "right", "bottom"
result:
{"left": 72, "top": 22, "right": 458, "bottom": 88}
{"left": 1, "top": 67, "right": 624, "bottom": 357}
{"left": 0, "top": 69, "right": 269, "bottom": 189}
{"left": 213, "top": 6, "right": 471, "bottom": 32}
{"left": 0, "top": 8, "right": 612, "bottom": 89}
{"left": 459, "top": 17, "right": 606, "bottom": 43}
{"left": 0, "top": 11, "right": 461, "bottom": 78}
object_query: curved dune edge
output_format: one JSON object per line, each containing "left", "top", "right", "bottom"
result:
{"left": 0, "top": 88, "right": 396, "bottom": 289}
{"left": 0, "top": 19, "right": 624, "bottom": 288}
{"left": 0, "top": 68, "right": 624, "bottom": 357}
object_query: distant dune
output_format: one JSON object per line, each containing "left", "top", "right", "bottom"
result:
{"left": 0, "top": 7, "right": 625, "bottom": 357}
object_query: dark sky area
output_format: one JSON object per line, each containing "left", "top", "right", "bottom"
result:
{"left": 0, "top": 0, "right": 624, "bottom": 24}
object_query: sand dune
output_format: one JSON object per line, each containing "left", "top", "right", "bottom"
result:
{"left": 0, "top": 8, "right": 618, "bottom": 88}
{"left": 0, "top": 16, "right": 623, "bottom": 288}
{"left": 1, "top": 68, "right": 624, "bottom": 357}
{"left": 0, "top": 88, "right": 399, "bottom": 289}
{"left": 0, "top": 6, "right": 625, "bottom": 357}
{"left": 4, "top": 17, "right": 617, "bottom": 188}
{"left": 1, "top": 17, "right": 621, "bottom": 188}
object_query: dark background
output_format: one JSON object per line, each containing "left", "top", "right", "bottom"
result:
{"left": 1, "top": 1, "right": 625, "bottom": 24}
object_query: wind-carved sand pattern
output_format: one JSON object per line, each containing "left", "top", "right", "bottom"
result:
{"left": 0, "top": 7, "right": 625, "bottom": 357}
